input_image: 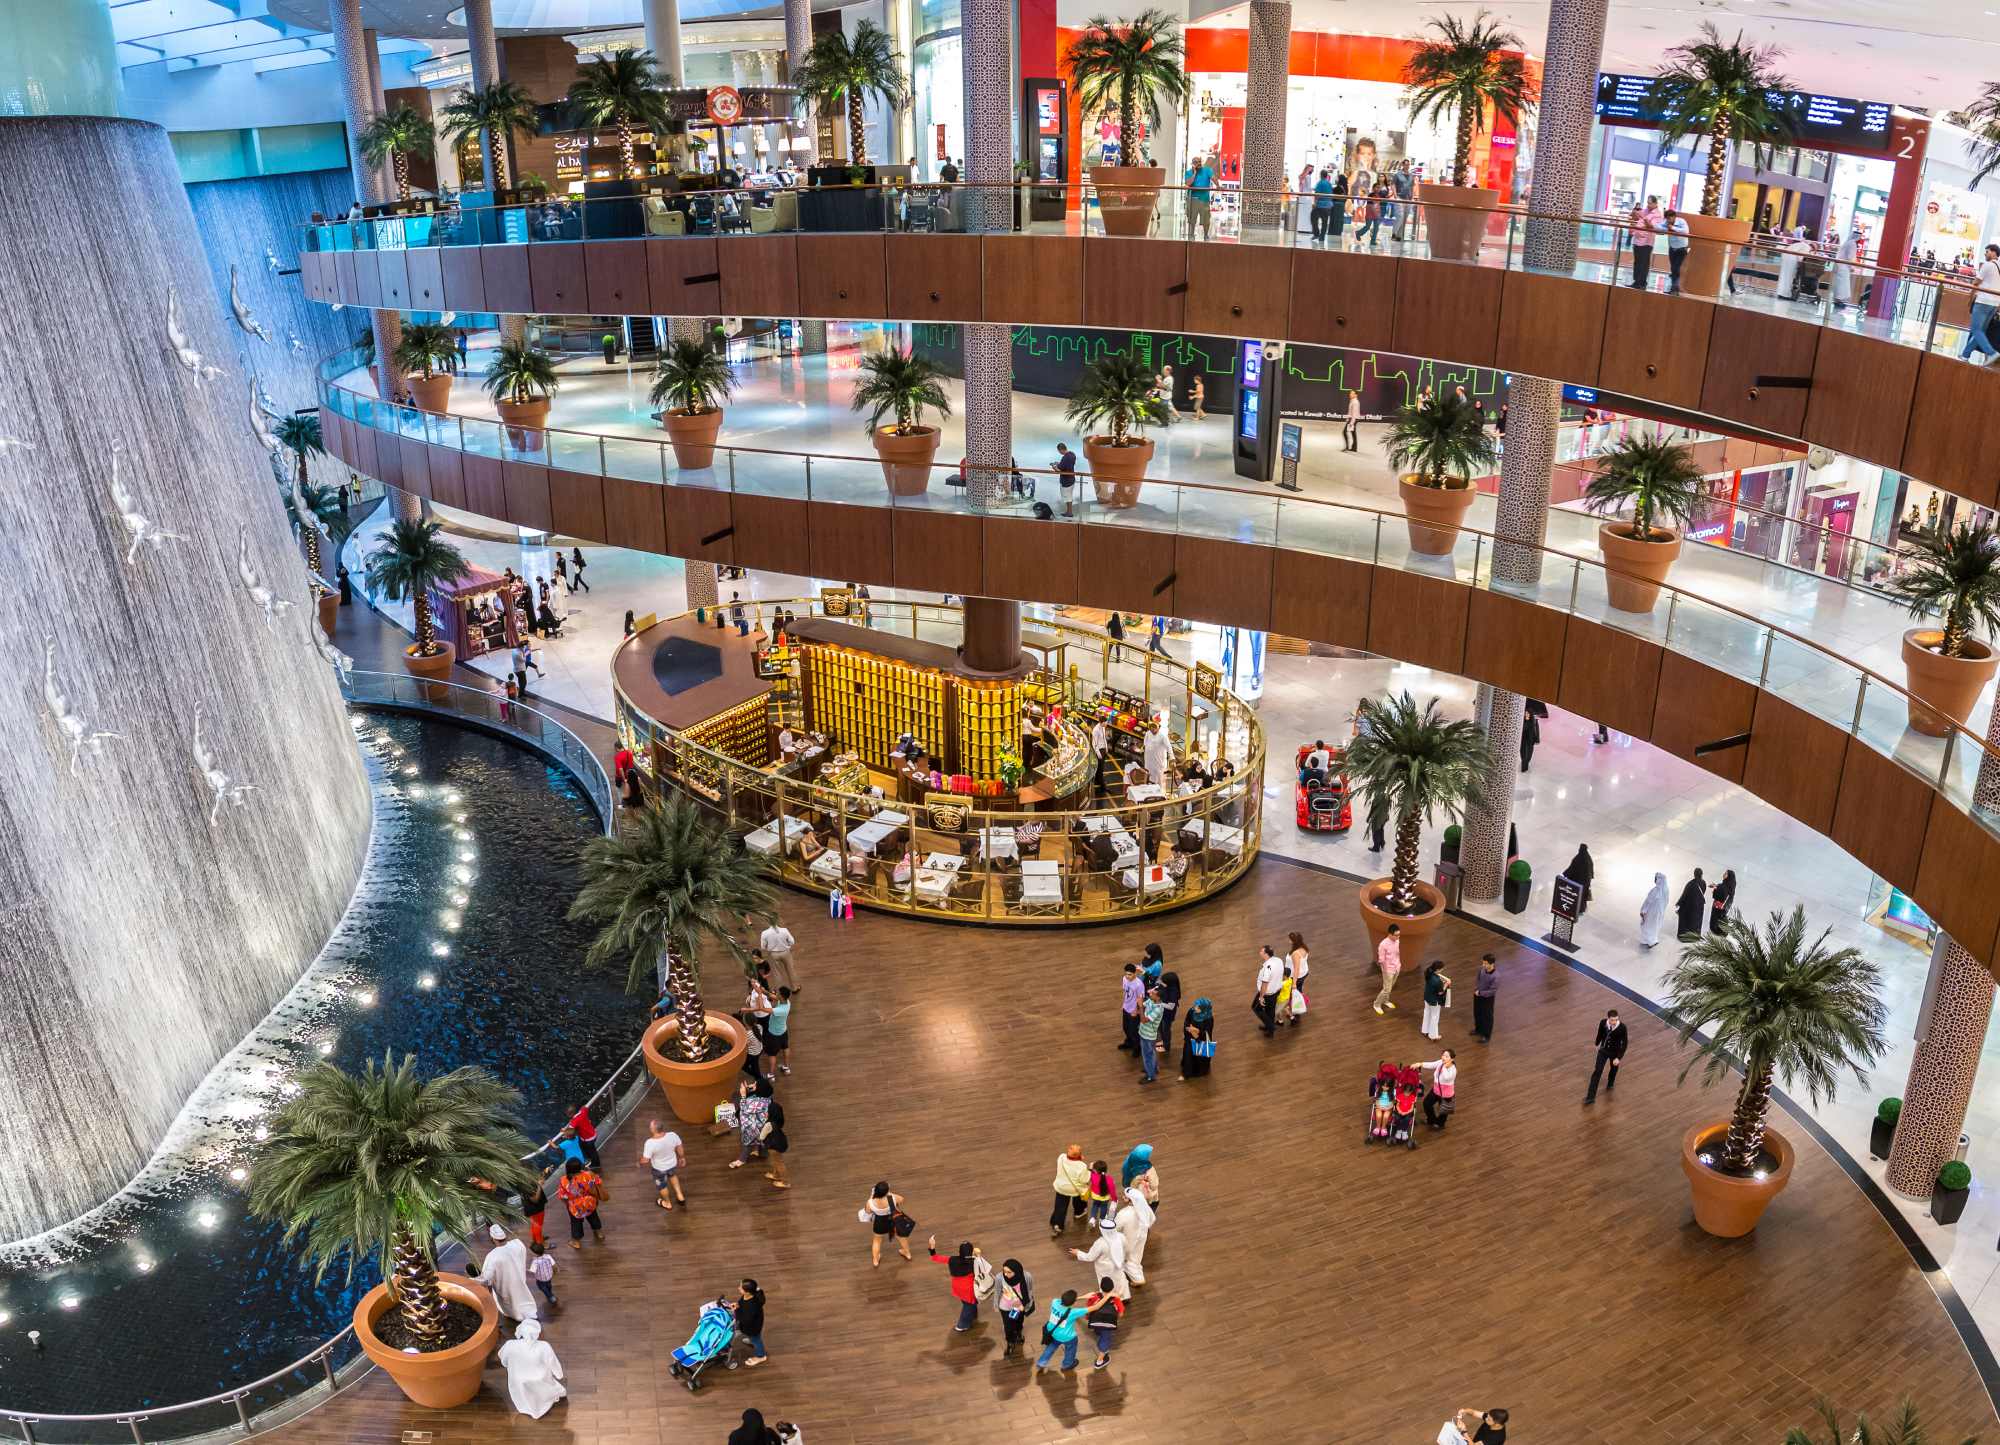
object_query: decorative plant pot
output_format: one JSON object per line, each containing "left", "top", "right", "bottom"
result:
{"left": 664, "top": 407, "right": 724, "bottom": 471}
{"left": 1089, "top": 165, "right": 1166, "bottom": 238}
{"left": 871, "top": 425, "right": 941, "bottom": 496}
{"left": 1680, "top": 1122, "right": 1795, "bottom": 1238}
{"left": 1598, "top": 522, "right": 1683, "bottom": 613}
{"left": 1869, "top": 1114, "right": 1897, "bottom": 1161}
{"left": 1439, "top": 836, "right": 1460, "bottom": 865}
{"left": 1083, "top": 436, "right": 1154, "bottom": 509}
{"left": 403, "top": 639, "right": 455, "bottom": 703}
{"left": 1357, "top": 877, "right": 1446, "bottom": 963}
{"left": 1398, "top": 475, "right": 1476, "bottom": 555}
{"left": 354, "top": 1272, "right": 497, "bottom": 1409}
{"left": 317, "top": 589, "right": 340, "bottom": 637}
{"left": 407, "top": 372, "right": 454, "bottom": 415}
{"left": 1933, "top": 1181, "right": 1972, "bottom": 1226}
{"left": 1677, "top": 214, "right": 1752, "bottom": 299}
{"left": 1417, "top": 182, "right": 1498, "bottom": 263}
{"left": 1502, "top": 874, "right": 1531, "bottom": 913}
{"left": 642, "top": 1012, "right": 750, "bottom": 1125}
{"left": 495, "top": 397, "right": 552, "bottom": 454}
{"left": 602, "top": 337, "right": 618, "bottom": 365}
{"left": 1900, "top": 629, "right": 1998, "bottom": 737}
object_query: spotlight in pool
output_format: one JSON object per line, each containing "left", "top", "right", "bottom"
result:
{"left": 403, "top": 766, "right": 420, "bottom": 777}
{"left": 445, "top": 790, "right": 462, "bottom": 804}
{"left": 457, "top": 849, "right": 476, "bottom": 863}
{"left": 430, "top": 941, "right": 450, "bottom": 957}
{"left": 253, "top": 1126, "right": 268, "bottom": 1141}
{"left": 419, "top": 973, "right": 437, "bottom": 989}
{"left": 229, "top": 1167, "right": 248, "bottom": 1183}
{"left": 0, "top": 1311, "right": 10, "bottom": 1326}
{"left": 136, "top": 1259, "right": 154, "bottom": 1275}
{"left": 453, "top": 828, "right": 472, "bottom": 841}
{"left": 317, "top": 1040, "right": 334, "bottom": 1056}
{"left": 58, "top": 1296, "right": 78, "bottom": 1311}
{"left": 196, "top": 1209, "right": 219, "bottom": 1230}
{"left": 452, "top": 866, "right": 472, "bottom": 884}
{"left": 356, "top": 989, "right": 376, "bottom": 1007}
{"left": 442, "top": 912, "right": 463, "bottom": 932}
{"left": 453, "top": 812, "right": 467, "bottom": 824}
{"left": 450, "top": 891, "right": 469, "bottom": 907}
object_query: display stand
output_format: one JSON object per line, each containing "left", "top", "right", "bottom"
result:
{"left": 1545, "top": 873, "right": 1584, "bottom": 953}
{"left": 432, "top": 567, "right": 521, "bottom": 662}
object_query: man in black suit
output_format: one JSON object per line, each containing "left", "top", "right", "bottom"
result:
{"left": 1584, "top": 1009, "right": 1628, "bottom": 1105}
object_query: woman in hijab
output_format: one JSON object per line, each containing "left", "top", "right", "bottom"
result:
{"left": 1119, "top": 1143, "right": 1153, "bottom": 1192}
{"left": 1140, "top": 942, "right": 1164, "bottom": 984}
{"left": 497, "top": 1319, "right": 566, "bottom": 1418}
{"left": 728, "top": 1409, "right": 781, "bottom": 1445}
{"left": 995, "top": 1258, "right": 1035, "bottom": 1357}
{"left": 1675, "top": 868, "right": 1708, "bottom": 940}
{"left": 1709, "top": 868, "right": 1737, "bottom": 933}
{"left": 1639, "top": 872, "right": 1669, "bottom": 949}
{"left": 1123, "top": 1143, "right": 1160, "bottom": 1214}
{"left": 1155, "top": 971, "right": 1182, "bottom": 1062}
{"left": 1565, "top": 844, "right": 1594, "bottom": 916}
{"left": 1179, "top": 998, "right": 1214, "bottom": 1081}
{"left": 1115, "top": 1184, "right": 1155, "bottom": 1286}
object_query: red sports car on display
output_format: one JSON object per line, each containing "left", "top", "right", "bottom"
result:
{"left": 1294, "top": 743, "right": 1351, "bottom": 833}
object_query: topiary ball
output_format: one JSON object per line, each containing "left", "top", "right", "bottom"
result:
{"left": 1506, "top": 859, "right": 1531, "bottom": 883}
{"left": 1939, "top": 1160, "right": 1972, "bottom": 1192}
{"left": 1878, "top": 1097, "right": 1902, "bottom": 1124}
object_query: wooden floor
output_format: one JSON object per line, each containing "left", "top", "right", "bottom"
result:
{"left": 276, "top": 857, "right": 1993, "bottom": 1445}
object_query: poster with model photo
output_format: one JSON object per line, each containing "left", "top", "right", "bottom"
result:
{"left": 1344, "top": 130, "right": 1409, "bottom": 192}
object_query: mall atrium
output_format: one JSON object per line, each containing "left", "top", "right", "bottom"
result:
{"left": 9, "top": 0, "right": 2000, "bottom": 1439}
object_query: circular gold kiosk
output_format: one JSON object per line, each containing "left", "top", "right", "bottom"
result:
{"left": 612, "top": 595, "right": 1265, "bottom": 923}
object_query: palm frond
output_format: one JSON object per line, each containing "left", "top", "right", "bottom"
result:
{"left": 362, "top": 517, "right": 471, "bottom": 604}
{"left": 392, "top": 322, "right": 461, "bottom": 381}
{"left": 1384, "top": 393, "right": 1495, "bottom": 487}
{"left": 1579, "top": 435, "right": 1707, "bottom": 539}
{"left": 1886, "top": 521, "right": 2000, "bottom": 656}
{"left": 1065, "top": 9, "right": 1190, "bottom": 136}
{"left": 650, "top": 339, "right": 736, "bottom": 414}
{"left": 1064, "top": 354, "right": 1174, "bottom": 443}
{"left": 1345, "top": 692, "right": 1493, "bottom": 834}
{"left": 566, "top": 47, "right": 674, "bottom": 131}
{"left": 1954, "top": 81, "right": 2000, "bottom": 188}
{"left": 850, "top": 350, "right": 951, "bottom": 435}
{"left": 482, "top": 343, "right": 561, "bottom": 406}
{"left": 274, "top": 413, "right": 324, "bottom": 463}
{"left": 1400, "top": 11, "right": 1533, "bottom": 180}
{"left": 1649, "top": 23, "right": 1798, "bottom": 173}
{"left": 358, "top": 105, "right": 432, "bottom": 166}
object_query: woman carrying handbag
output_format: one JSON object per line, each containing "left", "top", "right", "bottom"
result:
{"left": 859, "top": 1181, "right": 913, "bottom": 1266}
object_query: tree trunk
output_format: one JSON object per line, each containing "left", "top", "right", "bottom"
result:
{"left": 304, "top": 526, "right": 323, "bottom": 580}
{"left": 490, "top": 128, "right": 510, "bottom": 190}
{"left": 1112, "top": 408, "right": 1128, "bottom": 447}
{"left": 848, "top": 92, "right": 868, "bottom": 166}
{"left": 1702, "top": 119, "right": 1731, "bottom": 218}
{"left": 1454, "top": 105, "right": 1477, "bottom": 188}
{"left": 666, "top": 943, "right": 707, "bottom": 1063}
{"left": 1721, "top": 1061, "right": 1774, "bottom": 1173}
{"left": 1944, "top": 602, "right": 1970, "bottom": 659}
{"left": 395, "top": 151, "right": 411, "bottom": 201}
{"left": 415, "top": 592, "right": 435, "bottom": 654}
{"left": 620, "top": 117, "right": 636, "bottom": 178}
{"left": 1119, "top": 79, "right": 1137, "bottom": 167}
{"left": 389, "top": 1227, "right": 449, "bottom": 1347}
{"left": 1390, "top": 808, "right": 1422, "bottom": 912}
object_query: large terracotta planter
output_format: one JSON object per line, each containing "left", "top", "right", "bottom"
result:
{"left": 403, "top": 639, "right": 455, "bottom": 703}
{"left": 872, "top": 425, "right": 941, "bottom": 495}
{"left": 1901, "top": 629, "right": 1999, "bottom": 737}
{"left": 643, "top": 1012, "right": 750, "bottom": 1125}
{"left": 495, "top": 396, "right": 552, "bottom": 454}
{"left": 1083, "top": 436, "right": 1154, "bottom": 509}
{"left": 1418, "top": 182, "right": 1498, "bottom": 263}
{"left": 1681, "top": 1122, "right": 1795, "bottom": 1238}
{"left": 1090, "top": 165, "right": 1165, "bottom": 238}
{"left": 1676, "top": 214, "right": 1751, "bottom": 299}
{"left": 663, "top": 406, "right": 724, "bottom": 470}
{"left": 1357, "top": 877, "right": 1447, "bottom": 964}
{"left": 317, "top": 588, "right": 339, "bottom": 637}
{"left": 1598, "top": 522, "right": 1683, "bottom": 613}
{"left": 354, "top": 1272, "right": 498, "bottom": 1408}
{"left": 1398, "top": 475, "right": 1476, "bottom": 555}
{"left": 407, "top": 372, "right": 454, "bottom": 415}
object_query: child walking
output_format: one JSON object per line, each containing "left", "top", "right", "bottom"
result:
{"left": 528, "top": 1240, "right": 557, "bottom": 1310}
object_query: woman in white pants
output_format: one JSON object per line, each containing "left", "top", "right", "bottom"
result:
{"left": 1419, "top": 960, "right": 1451, "bottom": 1041}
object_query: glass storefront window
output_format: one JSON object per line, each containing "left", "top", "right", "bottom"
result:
{"left": 911, "top": 33, "right": 964, "bottom": 180}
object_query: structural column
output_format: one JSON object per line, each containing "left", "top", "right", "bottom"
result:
{"left": 642, "top": 0, "right": 685, "bottom": 85}
{"left": 784, "top": 0, "right": 815, "bottom": 159}
{"left": 957, "top": 0, "right": 1013, "bottom": 512}
{"left": 431, "top": 88, "right": 464, "bottom": 192}
{"left": 328, "top": 0, "right": 405, "bottom": 404}
{"left": 684, "top": 560, "right": 720, "bottom": 610}
{"left": 462, "top": 0, "right": 502, "bottom": 192}
{"left": 1238, "top": 0, "right": 1291, "bottom": 240}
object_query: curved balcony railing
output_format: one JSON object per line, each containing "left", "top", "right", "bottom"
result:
{"left": 614, "top": 598, "right": 1265, "bottom": 924}
{"left": 297, "top": 180, "right": 1991, "bottom": 366}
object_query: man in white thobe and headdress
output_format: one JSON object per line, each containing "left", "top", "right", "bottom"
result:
{"left": 1142, "top": 717, "right": 1169, "bottom": 788}
{"left": 482, "top": 1223, "right": 541, "bottom": 1325}
{"left": 1639, "top": 872, "right": 1669, "bottom": 950}
{"left": 497, "top": 1319, "right": 566, "bottom": 1418}
{"left": 1070, "top": 1215, "right": 1130, "bottom": 1300}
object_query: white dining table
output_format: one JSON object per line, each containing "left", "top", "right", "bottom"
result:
{"left": 1119, "top": 866, "right": 1181, "bottom": 898}
{"left": 745, "top": 816, "right": 812, "bottom": 856}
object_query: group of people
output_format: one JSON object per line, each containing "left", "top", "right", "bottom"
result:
{"left": 1638, "top": 866, "right": 1738, "bottom": 947}
{"left": 1303, "top": 157, "right": 1414, "bottom": 248}
{"left": 1116, "top": 945, "right": 1212, "bottom": 1083}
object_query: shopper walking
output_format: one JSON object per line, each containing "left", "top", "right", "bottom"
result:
{"left": 1071, "top": 1216, "right": 1130, "bottom": 1300}
{"left": 1342, "top": 389, "right": 1362, "bottom": 451}
{"left": 1311, "top": 168, "right": 1335, "bottom": 243}
{"left": 1639, "top": 872, "right": 1669, "bottom": 949}
{"left": 1471, "top": 954, "right": 1498, "bottom": 1042}
{"left": 861, "top": 1181, "right": 912, "bottom": 1266}
{"left": 1564, "top": 844, "right": 1594, "bottom": 917}
{"left": 1118, "top": 962, "right": 1142, "bottom": 1053}
{"left": 1155, "top": 970, "right": 1181, "bottom": 1062}
{"left": 1050, "top": 1144, "right": 1091, "bottom": 1236}
{"left": 1086, "top": 1279, "right": 1124, "bottom": 1369}
{"left": 1419, "top": 960, "right": 1451, "bottom": 1041}
{"left": 726, "top": 1279, "right": 769, "bottom": 1368}
{"left": 761, "top": 1093, "right": 790, "bottom": 1189}
{"left": 1115, "top": 1184, "right": 1154, "bottom": 1286}
{"left": 758, "top": 917, "right": 799, "bottom": 993}
{"left": 522, "top": 1165, "right": 552, "bottom": 1246}
{"left": 1583, "top": 1009, "right": 1629, "bottom": 1105}
{"left": 556, "top": 1158, "right": 606, "bottom": 1249}
{"left": 1179, "top": 997, "right": 1215, "bottom": 1080}
{"left": 569, "top": 545, "right": 590, "bottom": 592}
{"left": 1962, "top": 244, "right": 2000, "bottom": 362}
{"left": 527, "top": 1240, "right": 556, "bottom": 1308}
{"left": 1674, "top": 869, "right": 1708, "bottom": 940}
{"left": 1518, "top": 705, "right": 1540, "bottom": 772}
{"left": 995, "top": 1259, "right": 1035, "bottom": 1357}
{"left": 638, "top": 1118, "right": 687, "bottom": 1210}
{"left": 498, "top": 1320, "right": 566, "bottom": 1418}
{"left": 1253, "top": 944, "right": 1283, "bottom": 1035}
{"left": 1471, "top": 1407, "right": 1510, "bottom": 1443}
{"left": 1628, "top": 196, "right": 1661, "bottom": 288}
{"left": 1416, "top": 1049, "right": 1458, "bottom": 1130}
{"left": 927, "top": 1235, "right": 983, "bottom": 1331}
{"left": 511, "top": 641, "right": 531, "bottom": 697}
{"left": 1134, "top": 986, "right": 1165, "bottom": 1084}
{"left": 1708, "top": 868, "right": 1737, "bottom": 933}
{"left": 1033, "top": 1290, "right": 1088, "bottom": 1374}
{"left": 728, "top": 1409, "right": 781, "bottom": 1445}
{"left": 1372, "top": 923, "right": 1402, "bottom": 1016}
{"left": 1286, "top": 933, "right": 1311, "bottom": 1022}
{"left": 482, "top": 1224, "right": 541, "bottom": 1325}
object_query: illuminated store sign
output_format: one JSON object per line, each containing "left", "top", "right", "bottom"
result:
{"left": 1595, "top": 73, "right": 1892, "bottom": 152}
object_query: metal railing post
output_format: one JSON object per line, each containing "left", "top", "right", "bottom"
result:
{"left": 1664, "top": 591, "right": 1679, "bottom": 645}
{"left": 1940, "top": 725, "right": 1960, "bottom": 790}
{"left": 1850, "top": 675, "right": 1869, "bottom": 735}
{"left": 1568, "top": 558, "right": 1582, "bottom": 613}
{"left": 598, "top": 433, "right": 607, "bottom": 478}
{"left": 1757, "top": 628, "right": 1776, "bottom": 688}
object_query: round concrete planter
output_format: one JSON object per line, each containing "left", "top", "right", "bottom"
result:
{"left": 663, "top": 406, "right": 724, "bottom": 470}
{"left": 1398, "top": 475, "right": 1476, "bottom": 555}
{"left": 1598, "top": 522, "right": 1683, "bottom": 613}
{"left": 1900, "top": 629, "right": 1998, "bottom": 737}
{"left": 403, "top": 639, "right": 455, "bottom": 703}
{"left": 872, "top": 426, "right": 941, "bottom": 496}
{"left": 643, "top": 1012, "right": 750, "bottom": 1125}
{"left": 495, "top": 396, "right": 552, "bottom": 454}
{"left": 1089, "top": 165, "right": 1165, "bottom": 238}
{"left": 1681, "top": 1122, "right": 1795, "bottom": 1238}
{"left": 354, "top": 1271, "right": 497, "bottom": 1408}
{"left": 316, "top": 588, "right": 339, "bottom": 637}
{"left": 1417, "top": 182, "right": 1498, "bottom": 262}
{"left": 1357, "top": 877, "right": 1447, "bottom": 964}
{"left": 1083, "top": 436, "right": 1154, "bottom": 509}
{"left": 1677, "top": 214, "right": 1751, "bottom": 298}
{"left": 407, "top": 373, "right": 454, "bottom": 415}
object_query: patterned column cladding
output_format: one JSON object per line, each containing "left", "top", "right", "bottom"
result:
{"left": 685, "top": 560, "right": 721, "bottom": 609}
{"left": 393, "top": 488, "right": 424, "bottom": 522}
{"left": 372, "top": 311, "right": 405, "bottom": 404}
{"left": 800, "top": 319, "right": 828, "bottom": 354}
{"left": 1239, "top": 0, "right": 1292, "bottom": 239}
{"left": 955, "top": 0, "right": 1012, "bottom": 509}
{"left": 1885, "top": 940, "right": 1996, "bottom": 1197}
{"left": 1460, "top": 683, "right": 1524, "bottom": 900}
{"left": 363, "top": 30, "right": 396, "bottom": 201}
{"left": 1493, "top": 374, "right": 1558, "bottom": 587}
{"left": 1521, "top": 0, "right": 1609, "bottom": 273}
{"left": 500, "top": 314, "right": 527, "bottom": 347}
{"left": 668, "top": 316, "right": 707, "bottom": 346}
{"left": 785, "top": 0, "right": 814, "bottom": 150}
{"left": 326, "top": 0, "right": 384, "bottom": 205}
{"left": 462, "top": 0, "right": 501, "bottom": 188}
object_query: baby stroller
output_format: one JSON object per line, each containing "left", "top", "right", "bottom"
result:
{"left": 1792, "top": 252, "right": 1827, "bottom": 303}
{"left": 1389, "top": 1066, "right": 1423, "bottom": 1150}
{"left": 668, "top": 1299, "right": 737, "bottom": 1392}
{"left": 1364, "top": 1063, "right": 1397, "bottom": 1144}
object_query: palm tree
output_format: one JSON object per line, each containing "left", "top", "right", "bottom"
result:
{"left": 391, "top": 321, "right": 461, "bottom": 383}
{"left": 247, "top": 1054, "right": 534, "bottom": 1349}
{"left": 1400, "top": 12, "right": 1534, "bottom": 188}
{"left": 1650, "top": 24, "right": 1799, "bottom": 217}
{"left": 277, "top": 474, "right": 343, "bottom": 579}
{"left": 1888, "top": 521, "right": 2000, "bottom": 659}
{"left": 567, "top": 47, "right": 674, "bottom": 179}
{"left": 359, "top": 105, "right": 434, "bottom": 201}
{"left": 1064, "top": 355, "right": 1173, "bottom": 448}
{"left": 1344, "top": 692, "right": 1493, "bottom": 914}
{"left": 363, "top": 517, "right": 471, "bottom": 657}
{"left": 482, "top": 342, "right": 561, "bottom": 407}
{"left": 850, "top": 349, "right": 951, "bottom": 436}
{"left": 1665, "top": 907, "right": 1885, "bottom": 1176}
{"left": 650, "top": 338, "right": 736, "bottom": 416}
{"left": 567, "top": 797, "right": 780, "bottom": 1061}
{"left": 1955, "top": 83, "right": 2000, "bottom": 187}
{"left": 275, "top": 413, "right": 324, "bottom": 491}
{"left": 1579, "top": 434, "right": 1706, "bottom": 542}
{"left": 1385, "top": 392, "right": 1496, "bottom": 490}
{"left": 1785, "top": 1399, "right": 1977, "bottom": 1445}
{"left": 793, "top": 22, "right": 908, "bottom": 167}
{"left": 438, "top": 81, "right": 538, "bottom": 192}
{"left": 1065, "top": 10, "right": 1189, "bottom": 169}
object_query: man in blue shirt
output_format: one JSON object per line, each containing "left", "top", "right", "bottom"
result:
{"left": 1184, "top": 155, "right": 1215, "bottom": 240}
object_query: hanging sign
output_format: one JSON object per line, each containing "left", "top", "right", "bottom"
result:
{"left": 706, "top": 86, "right": 744, "bottom": 125}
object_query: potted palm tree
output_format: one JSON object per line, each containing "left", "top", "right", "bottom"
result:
{"left": 1386, "top": 392, "right": 1497, "bottom": 555}
{"left": 1580, "top": 434, "right": 1706, "bottom": 612}
{"left": 1786, "top": 1400, "right": 1978, "bottom": 1445}
{"left": 364, "top": 516, "right": 472, "bottom": 690}
{"left": 568, "top": 797, "right": 779, "bottom": 1124}
{"left": 1666, "top": 906, "right": 1886, "bottom": 1237}
{"left": 651, "top": 338, "right": 736, "bottom": 470}
{"left": 1066, "top": 9, "right": 1189, "bottom": 237}
{"left": 393, "top": 321, "right": 461, "bottom": 415}
{"left": 1649, "top": 25, "right": 1799, "bottom": 295}
{"left": 248, "top": 1055, "right": 534, "bottom": 1408}
{"left": 1401, "top": 12, "right": 1534, "bottom": 261}
{"left": 1345, "top": 691, "right": 1493, "bottom": 956}
{"left": 359, "top": 104, "right": 434, "bottom": 203}
{"left": 567, "top": 47, "right": 674, "bottom": 179}
{"left": 793, "top": 22, "right": 907, "bottom": 168}
{"left": 483, "top": 341, "right": 560, "bottom": 449}
{"left": 1065, "top": 354, "right": 1173, "bottom": 508}
{"left": 274, "top": 416, "right": 343, "bottom": 630}
{"left": 438, "top": 80, "right": 538, "bottom": 193}
{"left": 1888, "top": 522, "right": 2000, "bottom": 736}
{"left": 851, "top": 348, "right": 951, "bottom": 495}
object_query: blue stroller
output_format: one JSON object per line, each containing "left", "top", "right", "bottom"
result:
{"left": 668, "top": 1299, "right": 737, "bottom": 1392}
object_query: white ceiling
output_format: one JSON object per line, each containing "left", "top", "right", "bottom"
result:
{"left": 109, "top": 0, "right": 430, "bottom": 75}
{"left": 258, "top": 0, "right": 852, "bottom": 43}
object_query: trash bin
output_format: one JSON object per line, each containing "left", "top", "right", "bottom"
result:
{"left": 1433, "top": 861, "right": 1464, "bottom": 910}
{"left": 1955, "top": 1133, "right": 1971, "bottom": 1164}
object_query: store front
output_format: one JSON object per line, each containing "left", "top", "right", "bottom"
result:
{"left": 910, "top": 0, "right": 964, "bottom": 183}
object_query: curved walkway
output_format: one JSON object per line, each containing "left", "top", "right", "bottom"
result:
{"left": 261, "top": 858, "right": 1994, "bottom": 1443}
